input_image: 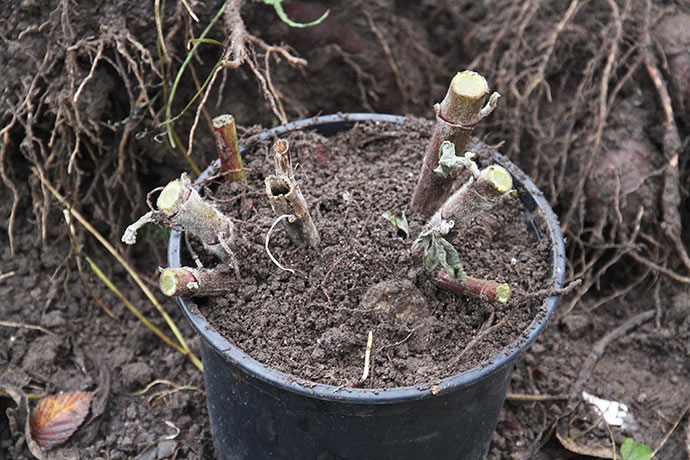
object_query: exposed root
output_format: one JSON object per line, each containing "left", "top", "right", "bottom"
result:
{"left": 185, "top": 0, "right": 309, "bottom": 155}
{"left": 641, "top": 14, "right": 690, "bottom": 276}
{"left": 0, "top": 131, "right": 19, "bottom": 255}
{"left": 561, "top": 0, "right": 627, "bottom": 232}
{"left": 220, "top": 0, "right": 307, "bottom": 123}
{"left": 187, "top": 65, "right": 224, "bottom": 158}
{"left": 469, "top": 0, "right": 689, "bottom": 308}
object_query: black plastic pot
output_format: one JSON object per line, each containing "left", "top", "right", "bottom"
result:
{"left": 168, "top": 114, "right": 566, "bottom": 460}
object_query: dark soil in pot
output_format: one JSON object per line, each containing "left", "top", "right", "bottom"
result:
{"left": 184, "top": 116, "right": 552, "bottom": 388}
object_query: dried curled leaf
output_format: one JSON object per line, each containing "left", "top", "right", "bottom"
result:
{"left": 30, "top": 391, "right": 93, "bottom": 449}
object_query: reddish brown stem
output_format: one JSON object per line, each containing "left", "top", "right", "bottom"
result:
{"left": 434, "top": 270, "right": 511, "bottom": 303}
{"left": 212, "top": 114, "right": 246, "bottom": 183}
{"left": 410, "top": 71, "right": 492, "bottom": 216}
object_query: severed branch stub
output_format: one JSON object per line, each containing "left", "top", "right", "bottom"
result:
{"left": 212, "top": 114, "right": 247, "bottom": 183}
{"left": 159, "top": 267, "right": 232, "bottom": 298}
{"left": 434, "top": 270, "right": 511, "bottom": 303}
{"left": 410, "top": 70, "right": 500, "bottom": 216}
{"left": 411, "top": 160, "right": 514, "bottom": 303}
{"left": 123, "top": 174, "right": 236, "bottom": 263}
{"left": 264, "top": 139, "right": 320, "bottom": 248}
{"left": 425, "top": 163, "right": 513, "bottom": 236}
{"left": 412, "top": 162, "right": 513, "bottom": 259}
{"left": 272, "top": 138, "right": 293, "bottom": 176}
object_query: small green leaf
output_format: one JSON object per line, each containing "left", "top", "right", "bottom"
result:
{"left": 263, "top": 0, "right": 329, "bottom": 28}
{"left": 620, "top": 438, "right": 652, "bottom": 460}
{"left": 434, "top": 141, "right": 479, "bottom": 177}
{"left": 382, "top": 212, "right": 410, "bottom": 238}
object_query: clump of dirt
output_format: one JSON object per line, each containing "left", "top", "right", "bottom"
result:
{"left": 188, "top": 117, "right": 554, "bottom": 388}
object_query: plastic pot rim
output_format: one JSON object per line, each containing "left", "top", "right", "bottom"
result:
{"left": 168, "top": 113, "right": 566, "bottom": 404}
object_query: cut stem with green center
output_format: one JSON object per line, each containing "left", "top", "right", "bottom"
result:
{"left": 123, "top": 174, "right": 236, "bottom": 263}
{"left": 159, "top": 267, "right": 232, "bottom": 298}
{"left": 410, "top": 70, "right": 500, "bottom": 216}
{"left": 425, "top": 164, "right": 513, "bottom": 237}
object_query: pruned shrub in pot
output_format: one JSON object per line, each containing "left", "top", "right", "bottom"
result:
{"left": 124, "top": 71, "right": 566, "bottom": 460}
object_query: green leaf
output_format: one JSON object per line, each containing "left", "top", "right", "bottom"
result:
{"left": 422, "top": 234, "right": 440, "bottom": 271}
{"left": 421, "top": 233, "right": 466, "bottom": 281}
{"left": 263, "top": 0, "right": 329, "bottom": 28}
{"left": 434, "top": 141, "right": 479, "bottom": 177}
{"left": 620, "top": 438, "right": 652, "bottom": 460}
{"left": 436, "top": 237, "right": 466, "bottom": 281}
{"left": 382, "top": 212, "right": 410, "bottom": 238}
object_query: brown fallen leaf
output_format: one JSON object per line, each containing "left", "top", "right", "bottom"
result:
{"left": 30, "top": 391, "right": 93, "bottom": 450}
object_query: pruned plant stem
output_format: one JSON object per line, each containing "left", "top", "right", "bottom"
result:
{"left": 156, "top": 176, "right": 235, "bottom": 260}
{"left": 424, "top": 165, "right": 513, "bottom": 239}
{"left": 434, "top": 270, "right": 511, "bottom": 303}
{"left": 411, "top": 164, "right": 513, "bottom": 303}
{"left": 159, "top": 267, "right": 231, "bottom": 298}
{"left": 123, "top": 174, "right": 235, "bottom": 262}
{"left": 265, "top": 140, "right": 320, "bottom": 247}
{"left": 411, "top": 70, "right": 499, "bottom": 216}
{"left": 212, "top": 114, "right": 246, "bottom": 183}
{"left": 272, "top": 138, "right": 293, "bottom": 176}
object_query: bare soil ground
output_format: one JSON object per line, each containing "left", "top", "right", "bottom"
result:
{"left": 1, "top": 0, "right": 689, "bottom": 459}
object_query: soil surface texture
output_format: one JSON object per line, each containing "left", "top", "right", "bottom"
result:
{"left": 192, "top": 117, "right": 552, "bottom": 388}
